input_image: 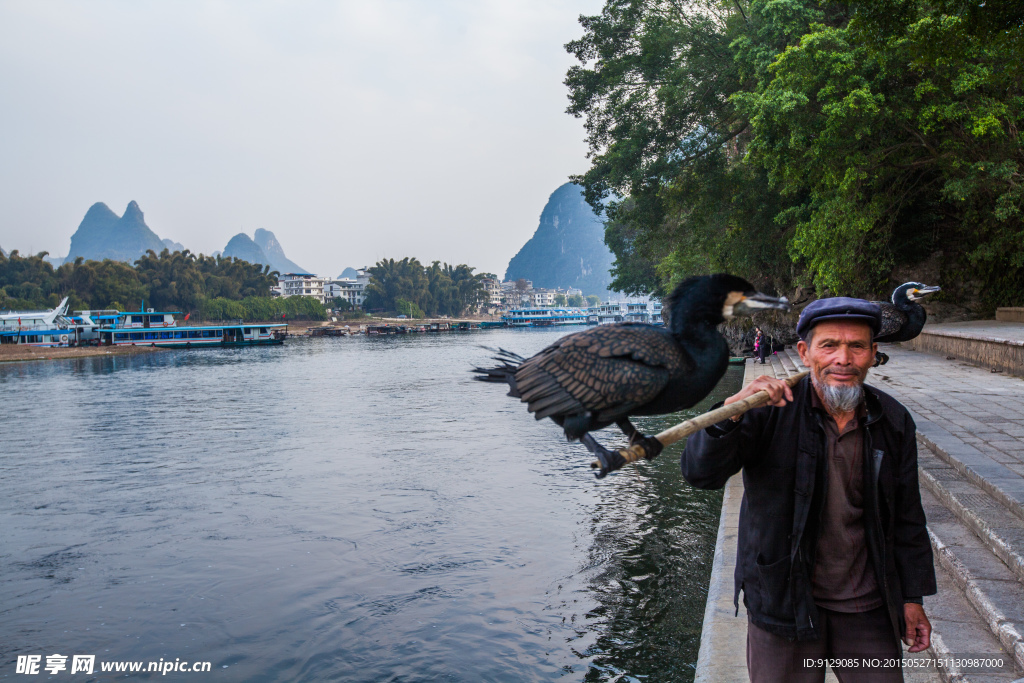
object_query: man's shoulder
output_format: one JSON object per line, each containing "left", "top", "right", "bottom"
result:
{"left": 864, "top": 382, "right": 914, "bottom": 425}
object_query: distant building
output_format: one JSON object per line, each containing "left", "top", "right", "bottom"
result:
{"left": 279, "top": 273, "right": 330, "bottom": 304}
{"left": 531, "top": 289, "right": 556, "bottom": 307}
{"left": 480, "top": 276, "right": 503, "bottom": 307}
{"left": 501, "top": 279, "right": 532, "bottom": 292}
{"left": 324, "top": 268, "right": 370, "bottom": 308}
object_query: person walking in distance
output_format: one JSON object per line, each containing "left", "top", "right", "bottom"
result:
{"left": 757, "top": 328, "right": 769, "bottom": 364}
{"left": 681, "top": 298, "right": 935, "bottom": 682}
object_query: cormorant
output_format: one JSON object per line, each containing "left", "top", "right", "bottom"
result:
{"left": 872, "top": 282, "right": 941, "bottom": 365}
{"left": 474, "top": 274, "right": 790, "bottom": 473}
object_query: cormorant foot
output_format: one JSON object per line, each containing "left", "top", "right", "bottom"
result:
{"left": 581, "top": 433, "right": 626, "bottom": 479}
{"left": 636, "top": 434, "right": 663, "bottom": 461}
{"left": 617, "top": 419, "right": 664, "bottom": 462}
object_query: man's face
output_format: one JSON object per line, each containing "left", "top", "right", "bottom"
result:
{"left": 796, "top": 320, "right": 876, "bottom": 388}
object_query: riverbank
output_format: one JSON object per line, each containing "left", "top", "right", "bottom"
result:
{"left": 0, "top": 344, "right": 166, "bottom": 363}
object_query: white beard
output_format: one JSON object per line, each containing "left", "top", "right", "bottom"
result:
{"left": 812, "top": 374, "right": 864, "bottom": 414}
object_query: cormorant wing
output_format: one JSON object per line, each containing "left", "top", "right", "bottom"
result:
{"left": 514, "top": 324, "right": 691, "bottom": 423}
{"left": 874, "top": 301, "right": 907, "bottom": 341}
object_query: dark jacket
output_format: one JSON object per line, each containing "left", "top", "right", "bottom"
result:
{"left": 681, "top": 377, "right": 936, "bottom": 645}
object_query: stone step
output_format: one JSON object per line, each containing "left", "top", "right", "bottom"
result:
{"left": 919, "top": 545, "right": 1023, "bottom": 683}
{"left": 915, "top": 421, "right": 1024, "bottom": 526}
{"left": 920, "top": 483, "right": 1024, "bottom": 674}
{"left": 919, "top": 446, "right": 1024, "bottom": 586}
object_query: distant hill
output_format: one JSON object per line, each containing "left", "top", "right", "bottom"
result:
{"left": 222, "top": 230, "right": 305, "bottom": 274}
{"left": 254, "top": 229, "right": 305, "bottom": 273}
{"left": 223, "top": 233, "right": 269, "bottom": 267}
{"left": 162, "top": 238, "right": 185, "bottom": 252}
{"left": 504, "top": 183, "right": 615, "bottom": 296}
{"left": 339, "top": 267, "right": 360, "bottom": 279}
{"left": 66, "top": 201, "right": 166, "bottom": 263}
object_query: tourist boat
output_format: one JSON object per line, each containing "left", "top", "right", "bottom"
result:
{"left": 586, "top": 300, "right": 664, "bottom": 326}
{"left": 500, "top": 308, "right": 588, "bottom": 327}
{"left": 0, "top": 297, "right": 77, "bottom": 347}
{"left": 97, "top": 310, "right": 287, "bottom": 347}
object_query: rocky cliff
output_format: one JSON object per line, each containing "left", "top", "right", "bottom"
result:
{"left": 504, "top": 183, "right": 614, "bottom": 296}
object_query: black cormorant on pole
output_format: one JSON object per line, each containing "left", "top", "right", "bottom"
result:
{"left": 872, "top": 282, "right": 941, "bottom": 365}
{"left": 474, "top": 274, "right": 790, "bottom": 477}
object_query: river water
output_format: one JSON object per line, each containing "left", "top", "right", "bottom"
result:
{"left": 1, "top": 329, "right": 740, "bottom": 681}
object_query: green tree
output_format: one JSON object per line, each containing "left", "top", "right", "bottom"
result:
{"left": 586, "top": 294, "right": 602, "bottom": 306}
{"left": 365, "top": 257, "right": 485, "bottom": 316}
{"left": 568, "top": 294, "right": 586, "bottom": 307}
{"left": 554, "top": 294, "right": 567, "bottom": 306}
{"left": 395, "top": 298, "right": 426, "bottom": 318}
{"left": 738, "top": 0, "right": 1024, "bottom": 300}
{"left": 566, "top": 0, "right": 1024, "bottom": 308}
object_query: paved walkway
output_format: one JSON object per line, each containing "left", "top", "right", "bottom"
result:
{"left": 871, "top": 347, "right": 1024, "bottom": 508}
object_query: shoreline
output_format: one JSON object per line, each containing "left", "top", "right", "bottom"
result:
{"left": 0, "top": 344, "right": 166, "bottom": 363}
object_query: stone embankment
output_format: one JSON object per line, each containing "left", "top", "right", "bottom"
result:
{"left": 696, "top": 322, "right": 1024, "bottom": 683}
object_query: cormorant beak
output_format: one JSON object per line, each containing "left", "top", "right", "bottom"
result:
{"left": 907, "top": 285, "right": 941, "bottom": 301}
{"left": 729, "top": 292, "right": 791, "bottom": 318}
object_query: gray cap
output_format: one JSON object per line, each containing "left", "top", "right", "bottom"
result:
{"left": 796, "top": 297, "right": 881, "bottom": 339}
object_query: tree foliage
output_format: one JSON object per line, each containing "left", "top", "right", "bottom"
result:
{"left": 199, "top": 295, "right": 327, "bottom": 322}
{"left": 363, "top": 257, "right": 486, "bottom": 316}
{"left": 567, "top": 0, "right": 1024, "bottom": 307}
{"left": 0, "top": 248, "right": 294, "bottom": 318}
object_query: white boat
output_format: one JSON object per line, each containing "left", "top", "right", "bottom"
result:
{"left": 0, "top": 297, "right": 76, "bottom": 347}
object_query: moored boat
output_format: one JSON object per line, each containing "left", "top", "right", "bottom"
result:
{"left": 97, "top": 310, "right": 287, "bottom": 348}
{"left": 500, "top": 308, "right": 588, "bottom": 327}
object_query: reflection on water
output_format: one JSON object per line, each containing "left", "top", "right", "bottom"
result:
{"left": 0, "top": 330, "right": 740, "bottom": 681}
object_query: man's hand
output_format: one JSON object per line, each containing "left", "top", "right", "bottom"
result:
{"left": 723, "top": 376, "right": 793, "bottom": 420}
{"left": 903, "top": 603, "right": 931, "bottom": 652}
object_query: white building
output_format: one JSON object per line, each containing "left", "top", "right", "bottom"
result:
{"left": 324, "top": 269, "right": 370, "bottom": 308}
{"left": 531, "top": 289, "right": 556, "bottom": 307}
{"left": 279, "top": 273, "right": 330, "bottom": 304}
{"left": 480, "top": 276, "right": 503, "bottom": 307}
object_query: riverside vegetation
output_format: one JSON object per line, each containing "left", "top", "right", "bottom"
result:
{"left": 0, "top": 250, "right": 491, "bottom": 322}
{"left": 0, "top": 249, "right": 327, "bottom": 321}
{"left": 362, "top": 257, "right": 488, "bottom": 318}
{"left": 567, "top": 0, "right": 1024, "bottom": 311}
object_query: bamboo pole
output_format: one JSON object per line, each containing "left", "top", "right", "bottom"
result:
{"left": 591, "top": 371, "right": 808, "bottom": 473}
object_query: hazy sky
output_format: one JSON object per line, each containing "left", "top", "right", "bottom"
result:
{"left": 0, "top": 0, "right": 602, "bottom": 277}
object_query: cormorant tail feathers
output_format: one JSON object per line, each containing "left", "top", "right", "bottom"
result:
{"left": 472, "top": 347, "right": 525, "bottom": 398}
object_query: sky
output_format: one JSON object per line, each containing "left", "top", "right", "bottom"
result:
{"left": 0, "top": 0, "right": 603, "bottom": 278}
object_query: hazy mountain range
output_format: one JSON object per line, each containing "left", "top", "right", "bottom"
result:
{"left": 46, "top": 201, "right": 305, "bottom": 274}
{"left": 504, "top": 183, "right": 614, "bottom": 296}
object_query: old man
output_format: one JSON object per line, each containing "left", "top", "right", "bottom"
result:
{"left": 681, "top": 297, "right": 936, "bottom": 682}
